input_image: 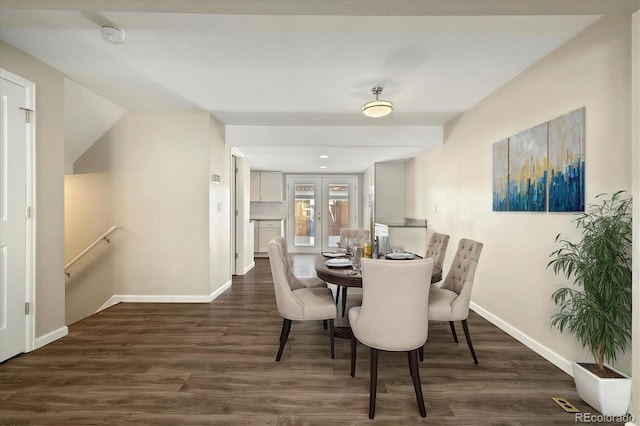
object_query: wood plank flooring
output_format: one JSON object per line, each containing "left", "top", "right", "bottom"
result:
{"left": 0, "top": 257, "right": 624, "bottom": 425}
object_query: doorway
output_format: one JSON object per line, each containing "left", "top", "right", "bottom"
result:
{"left": 0, "top": 69, "right": 35, "bottom": 362}
{"left": 286, "top": 176, "right": 357, "bottom": 253}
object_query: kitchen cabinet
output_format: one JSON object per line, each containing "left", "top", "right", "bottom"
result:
{"left": 250, "top": 171, "right": 283, "bottom": 202}
{"left": 254, "top": 219, "right": 284, "bottom": 254}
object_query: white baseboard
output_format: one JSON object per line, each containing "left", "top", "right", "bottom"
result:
{"left": 34, "top": 326, "right": 68, "bottom": 350}
{"left": 96, "top": 280, "right": 233, "bottom": 313}
{"left": 242, "top": 261, "right": 255, "bottom": 275}
{"left": 470, "top": 302, "right": 573, "bottom": 376}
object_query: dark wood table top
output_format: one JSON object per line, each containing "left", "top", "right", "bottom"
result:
{"left": 314, "top": 255, "right": 362, "bottom": 287}
{"left": 314, "top": 255, "right": 443, "bottom": 286}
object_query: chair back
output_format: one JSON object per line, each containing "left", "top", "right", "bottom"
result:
{"left": 272, "top": 235, "right": 291, "bottom": 268}
{"left": 267, "top": 239, "right": 303, "bottom": 319}
{"left": 272, "top": 235, "right": 309, "bottom": 290}
{"left": 354, "top": 258, "right": 434, "bottom": 351}
{"left": 425, "top": 232, "right": 450, "bottom": 271}
{"left": 339, "top": 228, "right": 370, "bottom": 248}
{"left": 441, "top": 238, "right": 483, "bottom": 310}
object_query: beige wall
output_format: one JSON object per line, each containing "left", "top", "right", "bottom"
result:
{"left": 64, "top": 173, "right": 114, "bottom": 324}
{"left": 408, "top": 16, "right": 633, "bottom": 375}
{"left": 0, "top": 40, "right": 66, "bottom": 339}
{"left": 208, "top": 114, "right": 232, "bottom": 292}
{"left": 74, "top": 111, "right": 219, "bottom": 298}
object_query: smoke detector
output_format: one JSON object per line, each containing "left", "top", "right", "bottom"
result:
{"left": 101, "top": 24, "right": 126, "bottom": 44}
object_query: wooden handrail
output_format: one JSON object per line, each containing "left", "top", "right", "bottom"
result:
{"left": 64, "top": 226, "right": 119, "bottom": 276}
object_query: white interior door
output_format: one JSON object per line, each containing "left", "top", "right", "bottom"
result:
{"left": 0, "top": 72, "right": 31, "bottom": 362}
{"left": 287, "top": 176, "right": 357, "bottom": 253}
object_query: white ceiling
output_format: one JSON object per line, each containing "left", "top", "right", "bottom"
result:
{"left": 1, "top": 1, "right": 635, "bottom": 173}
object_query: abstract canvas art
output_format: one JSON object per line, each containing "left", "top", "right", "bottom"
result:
{"left": 492, "top": 139, "right": 508, "bottom": 211}
{"left": 491, "top": 106, "right": 585, "bottom": 213}
{"left": 508, "top": 122, "right": 548, "bottom": 212}
{"left": 548, "top": 107, "right": 585, "bottom": 212}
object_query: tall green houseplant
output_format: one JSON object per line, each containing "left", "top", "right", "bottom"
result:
{"left": 547, "top": 191, "right": 632, "bottom": 373}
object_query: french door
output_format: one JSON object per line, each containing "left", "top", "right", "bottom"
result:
{"left": 286, "top": 176, "right": 357, "bottom": 253}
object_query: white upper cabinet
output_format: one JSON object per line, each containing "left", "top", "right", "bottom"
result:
{"left": 250, "top": 171, "right": 283, "bottom": 202}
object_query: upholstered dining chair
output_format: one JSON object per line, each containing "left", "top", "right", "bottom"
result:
{"left": 426, "top": 238, "right": 483, "bottom": 364}
{"left": 272, "top": 236, "right": 327, "bottom": 290}
{"left": 425, "top": 232, "right": 450, "bottom": 284}
{"left": 349, "top": 258, "right": 434, "bottom": 419}
{"left": 335, "top": 228, "right": 371, "bottom": 316}
{"left": 268, "top": 239, "right": 337, "bottom": 361}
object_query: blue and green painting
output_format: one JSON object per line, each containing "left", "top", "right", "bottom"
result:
{"left": 508, "top": 123, "right": 548, "bottom": 212}
{"left": 548, "top": 107, "right": 585, "bottom": 212}
{"left": 492, "top": 139, "right": 508, "bottom": 211}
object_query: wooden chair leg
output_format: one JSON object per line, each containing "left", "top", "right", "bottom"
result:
{"left": 409, "top": 349, "right": 427, "bottom": 417}
{"left": 419, "top": 344, "right": 424, "bottom": 362}
{"left": 461, "top": 319, "right": 478, "bottom": 365}
{"left": 449, "top": 321, "right": 459, "bottom": 343}
{"left": 323, "top": 319, "right": 327, "bottom": 330}
{"left": 341, "top": 286, "right": 348, "bottom": 317}
{"left": 276, "top": 319, "right": 292, "bottom": 362}
{"left": 350, "top": 333, "right": 357, "bottom": 377}
{"left": 335, "top": 286, "right": 340, "bottom": 305}
{"left": 369, "top": 347, "right": 378, "bottom": 419}
{"left": 328, "top": 319, "right": 335, "bottom": 359}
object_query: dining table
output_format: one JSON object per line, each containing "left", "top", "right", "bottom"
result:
{"left": 314, "top": 253, "right": 442, "bottom": 339}
{"left": 314, "top": 254, "right": 442, "bottom": 288}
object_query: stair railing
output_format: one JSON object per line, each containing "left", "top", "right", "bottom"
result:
{"left": 65, "top": 225, "right": 120, "bottom": 278}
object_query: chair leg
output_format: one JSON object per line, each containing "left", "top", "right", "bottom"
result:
{"left": 449, "top": 321, "right": 459, "bottom": 343}
{"left": 328, "top": 319, "right": 335, "bottom": 359}
{"left": 369, "top": 347, "right": 378, "bottom": 419}
{"left": 350, "top": 333, "right": 357, "bottom": 377}
{"left": 323, "top": 319, "right": 327, "bottom": 330}
{"left": 279, "top": 319, "right": 287, "bottom": 341}
{"left": 341, "top": 286, "right": 348, "bottom": 317}
{"left": 419, "top": 344, "right": 424, "bottom": 362}
{"left": 276, "top": 319, "right": 292, "bottom": 362}
{"left": 335, "top": 286, "right": 340, "bottom": 305}
{"left": 461, "top": 319, "right": 478, "bottom": 365}
{"left": 409, "top": 349, "right": 427, "bottom": 417}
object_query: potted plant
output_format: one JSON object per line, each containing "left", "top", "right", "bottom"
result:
{"left": 547, "top": 190, "right": 632, "bottom": 416}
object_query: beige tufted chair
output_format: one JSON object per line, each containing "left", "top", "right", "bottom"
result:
{"left": 427, "top": 238, "right": 483, "bottom": 364}
{"left": 268, "top": 239, "right": 337, "bottom": 361}
{"left": 425, "top": 232, "right": 450, "bottom": 284}
{"left": 349, "top": 258, "right": 434, "bottom": 419}
{"left": 272, "top": 236, "right": 327, "bottom": 290}
{"left": 335, "top": 228, "right": 371, "bottom": 316}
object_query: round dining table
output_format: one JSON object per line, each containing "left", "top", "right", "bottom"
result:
{"left": 314, "top": 253, "right": 440, "bottom": 339}
{"left": 314, "top": 254, "right": 442, "bottom": 287}
{"left": 314, "top": 255, "right": 362, "bottom": 288}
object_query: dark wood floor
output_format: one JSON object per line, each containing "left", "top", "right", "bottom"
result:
{"left": 0, "top": 257, "right": 622, "bottom": 425}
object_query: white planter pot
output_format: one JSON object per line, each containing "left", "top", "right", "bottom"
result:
{"left": 572, "top": 361, "right": 631, "bottom": 416}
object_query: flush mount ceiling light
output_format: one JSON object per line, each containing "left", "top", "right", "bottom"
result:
{"left": 361, "top": 86, "right": 393, "bottom": 118}
{"left": 101, "top": 24, "right": 126, "bottom": 44}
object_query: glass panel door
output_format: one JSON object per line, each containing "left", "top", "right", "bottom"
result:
{"left": 287, "top": 176, "right": 357, "bottom": 253}
{"left": 323, "top": 179, "right": 354, "bottom": 250}
{"left": 292, "top": 181, "right": 318, "bottom": 247}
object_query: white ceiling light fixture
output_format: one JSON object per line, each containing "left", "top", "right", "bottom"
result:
{"left": 362, "top": 86, "right": 393, "bottom": 118}
{"left": 101, "top": 24, "right": 126, "bottom": 44}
